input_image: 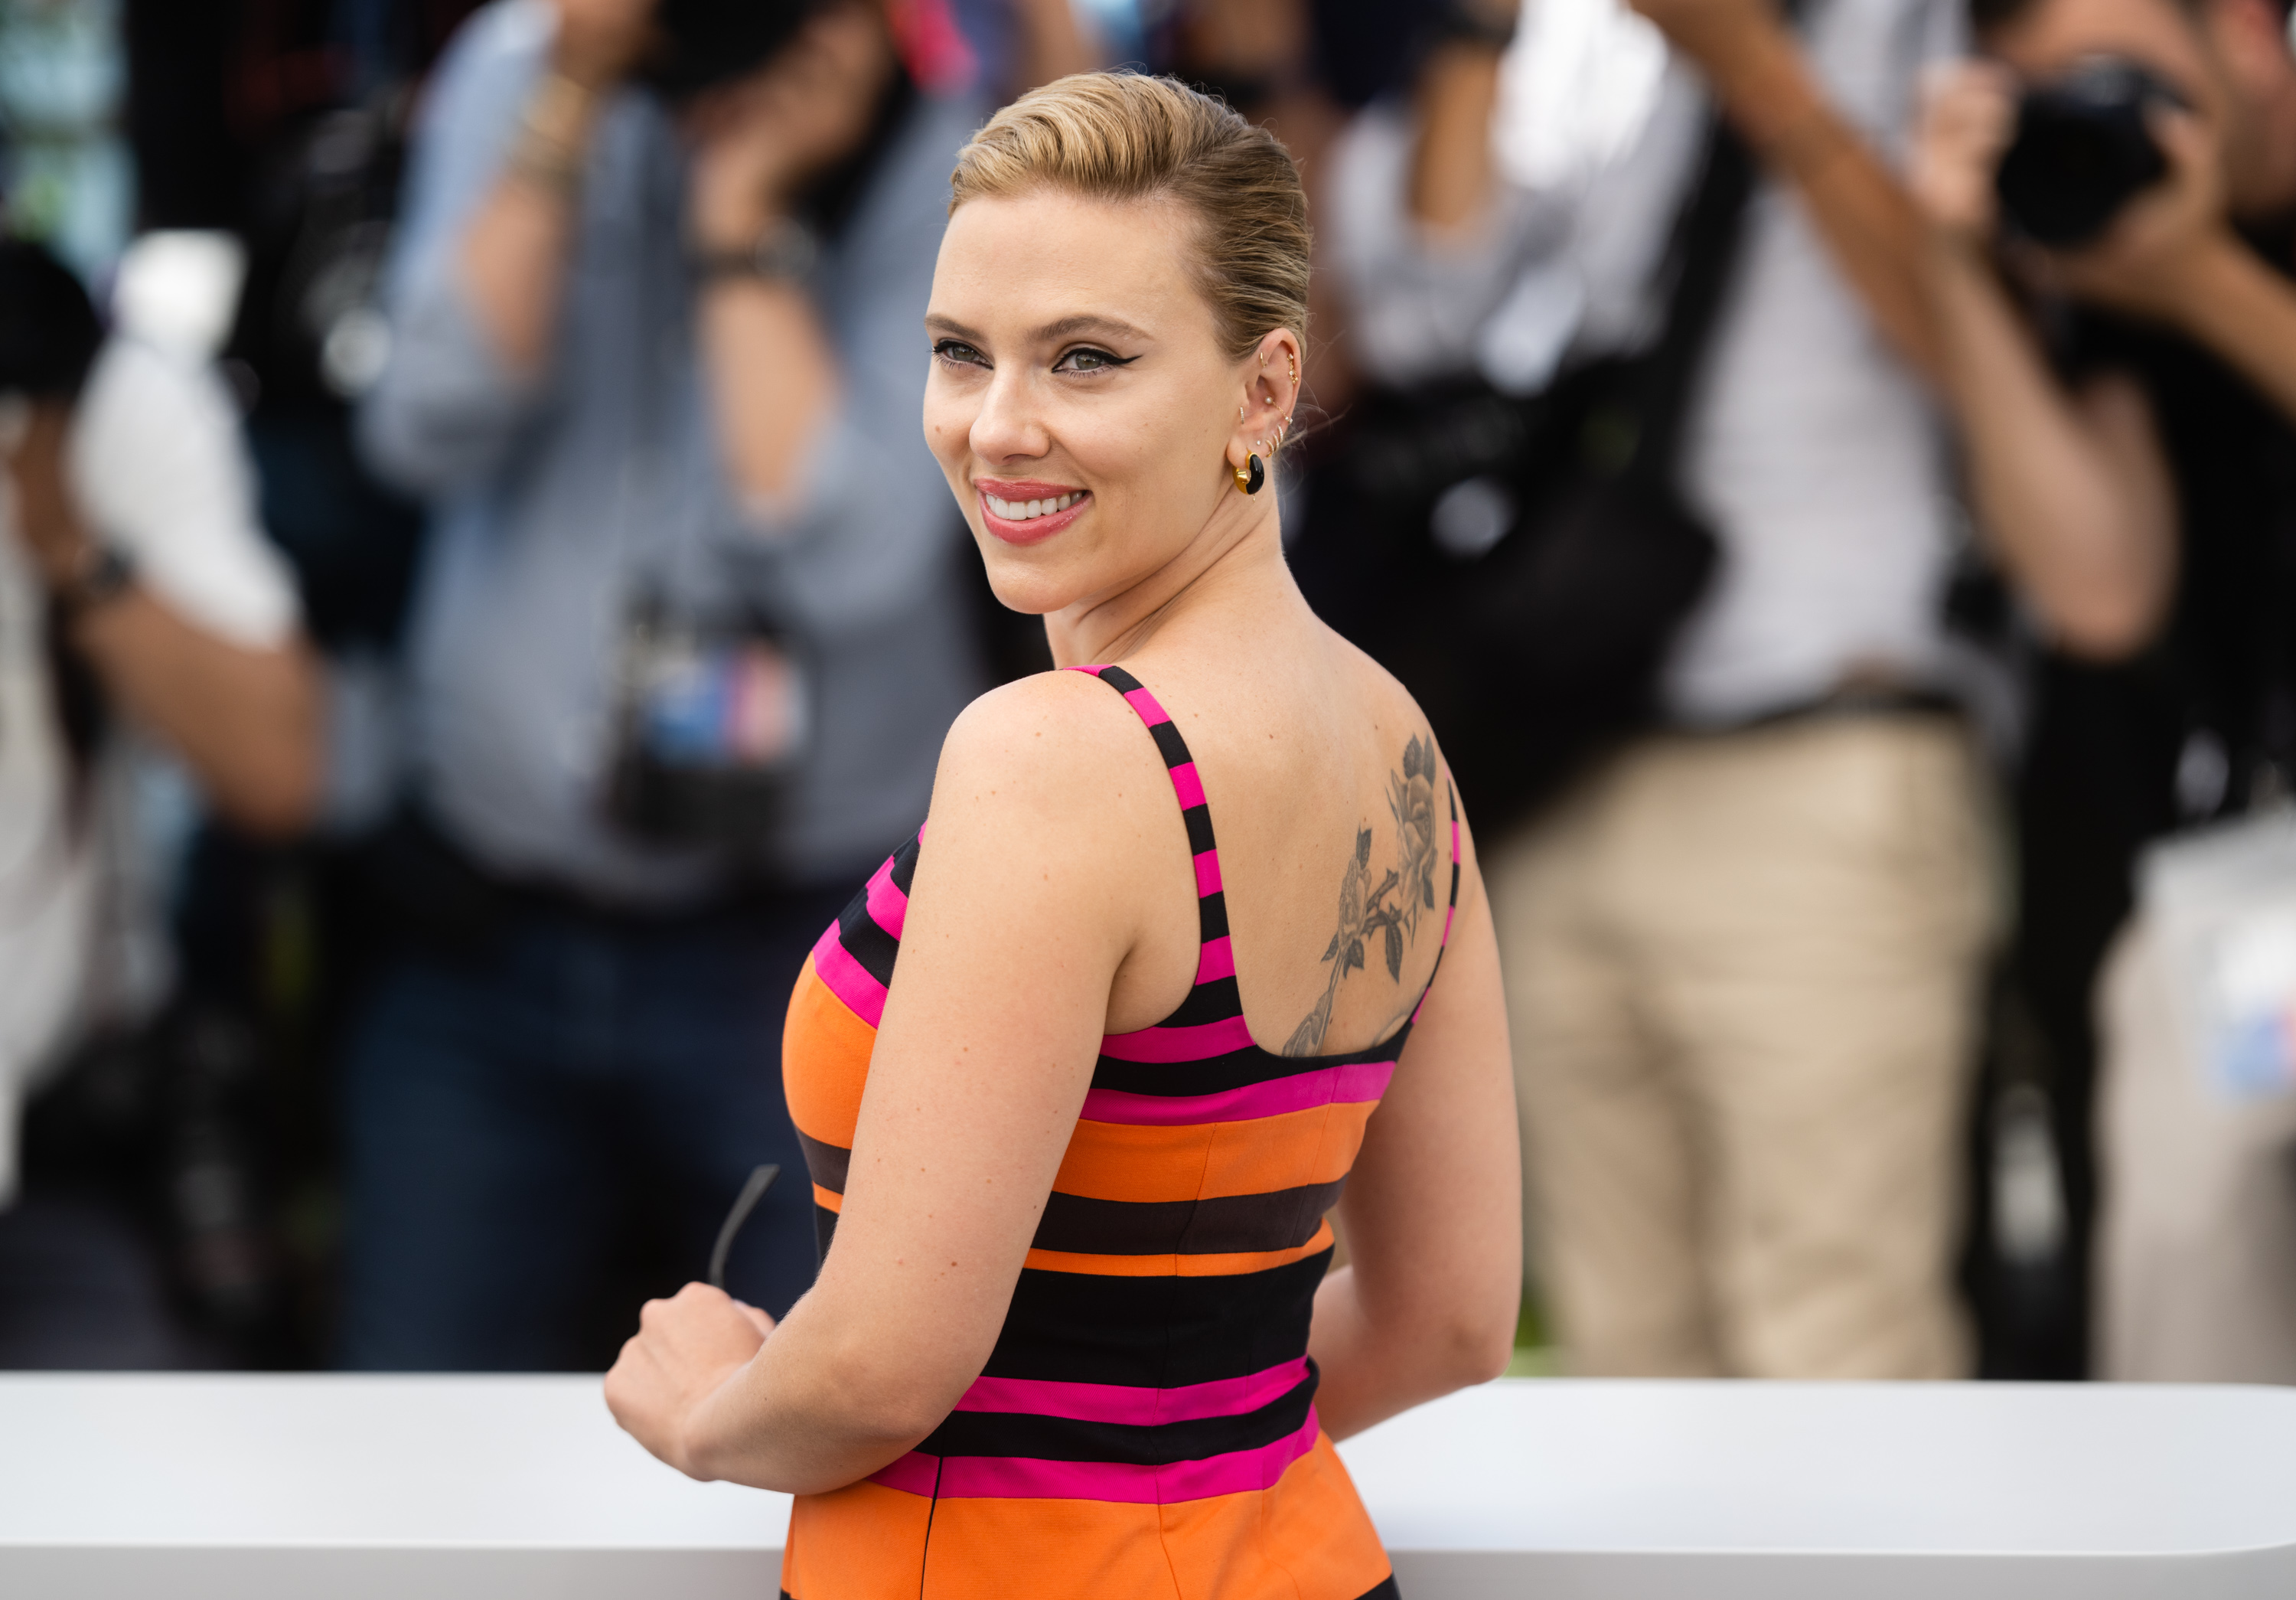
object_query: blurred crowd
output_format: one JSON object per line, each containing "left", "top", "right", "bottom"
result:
{"left": 5, "top": 0, "right": 2296, "bottom": 1389}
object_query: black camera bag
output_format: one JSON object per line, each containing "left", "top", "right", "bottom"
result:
{"left": 1296, "top": 112, "right": 1760, "bottom": 832}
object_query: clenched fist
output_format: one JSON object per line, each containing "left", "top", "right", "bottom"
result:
{"left": 604, "top": 1281, "right": 775, "bottom": 1479}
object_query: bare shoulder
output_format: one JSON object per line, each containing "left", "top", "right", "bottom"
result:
{"left": 924, "top": 668, "right": 1178, "bottom": 867}
{"left": 934, "top": 669, "right": 1153, "bottom": 798}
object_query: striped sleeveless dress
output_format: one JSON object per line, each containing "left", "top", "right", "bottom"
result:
{"left": 778, "top": 664, "right": 1459, "bottom": 1600}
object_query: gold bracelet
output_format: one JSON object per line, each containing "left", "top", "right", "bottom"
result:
{"left": 507, "top": 129, "right": 585, "bottom": 197}
{"left": 506, "top": 71, "right": 595, "bottom": 198}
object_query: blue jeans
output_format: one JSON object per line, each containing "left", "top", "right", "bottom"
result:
{"left": 337, "top": 885, "right": 849, "bottom": 1371}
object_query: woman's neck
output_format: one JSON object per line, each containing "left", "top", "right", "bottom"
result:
{"left": 1042, "top": 489, "right": 1296, "bottom": 668}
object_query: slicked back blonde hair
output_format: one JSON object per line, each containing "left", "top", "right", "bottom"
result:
{"left": 949, "top": 72, "right": 1310, "bottom": 364}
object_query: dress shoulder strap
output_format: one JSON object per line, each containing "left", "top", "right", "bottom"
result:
{"left": 1066, "top": 663, "right": 1234, "bottom": 996}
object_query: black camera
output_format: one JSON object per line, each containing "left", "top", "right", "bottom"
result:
{"left": 1995, "top": 57, "right": 2187, "bottom": 248}
{"left": 641, "top": 0, "right": 823, "bottom": 100}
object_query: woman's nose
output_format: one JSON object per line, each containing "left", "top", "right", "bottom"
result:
{"left": 970, "top": 369, "right": 1049, "bottom": 464}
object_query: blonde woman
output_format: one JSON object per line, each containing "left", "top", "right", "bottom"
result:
{"left": 607, "top": 72, "right": 1520, "bottom": 1600}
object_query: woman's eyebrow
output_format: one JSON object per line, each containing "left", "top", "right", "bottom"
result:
{"left": 1036, "top": 315, "right": 1150, "bottom": 344}
{"left": 925, "top": 312, "right": 1152, "bottom": 344}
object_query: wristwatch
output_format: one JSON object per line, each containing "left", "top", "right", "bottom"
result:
{"left": 693, "top": 217, "right": 821, "bottom": 286}
{"left": 54, "top": 543, "right": 136, "bottom": 620}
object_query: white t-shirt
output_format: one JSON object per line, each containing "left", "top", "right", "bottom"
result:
{"left": 0, "top": 332, "right": 300, "bottom": 1203}
{"left": 1328, "top": 0, "right": 1962, "bottom": 725}
{"left": 69, "top": 337, "right": 299, "bottom": 649}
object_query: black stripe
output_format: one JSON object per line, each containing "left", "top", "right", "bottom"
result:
{"left": 1159, "top": 975, "right": 1242, "bottom": 1028}
{"left": 1033, "top": 1179, "right": 1344, "bottom": 1257}
{"left": 916, "top": 1369, "right": 1316, "bottom": 1464}
{"left": 1352, "top": 1577, "right": 1401, "bottom": 1600}
{"left": 1182, "top": 803, "right": 1215, "bottom": 857}
{"left": 1092, "top": 1032, "right": 1400, "bottom": 1097}
{"left": 1148, "top": 717, "right": 1192, "bottom": 771}
{"left": 1199, "top": 890, "right": 1229, "bottom": 942}
{"left": 797, "top": 1130, "right": 850, "bottom": 1195}
{"left": 982, "top": 1247, "right": 1328, "bottom": 1388}
{"left": 813, "top": 1202, "right": 839, "bottom": 1267}
{"left": 836, "top": 896, "right": 901, "bottom": 989}
{"left": 1097, "top": 664, "right": 1144, "bottom": 694}
{"left": 890, "top": 832, "right": 921, "bottom": 896}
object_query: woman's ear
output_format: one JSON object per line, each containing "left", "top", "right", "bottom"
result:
{"left": 1228, "top": 329, "right": 1303, "bottom": 468}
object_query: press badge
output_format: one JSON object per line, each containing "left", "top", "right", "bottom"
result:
{"left": 2141, "top": 808, "right": 2296, "bottom": 1102}
{"left": 606, "top": 598, "right": 809, "bottom": 848}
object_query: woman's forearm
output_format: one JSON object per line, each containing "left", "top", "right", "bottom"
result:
{"left": 675, "top": 1296, "right": 949, "bottom": 1494}
{"left": 1307, "top": 1263, "right": 1512, "bottom": 1442}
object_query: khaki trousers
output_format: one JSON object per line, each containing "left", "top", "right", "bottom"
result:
{"left": 1489, "top": 715, "right": 1997, "bottom": 1378}
{"left": 2098, "top": 917, "right": 2296, "bottom": 1383}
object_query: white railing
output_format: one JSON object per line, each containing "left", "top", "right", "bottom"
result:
{"left": 2, "top": 1374, "right": 2291, "bottom": 1597}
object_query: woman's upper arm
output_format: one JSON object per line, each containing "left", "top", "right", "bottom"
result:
{"left": 1336, "top": 797, "right": 1521, "bottom": 1347}
{"left": 788, "top": 674, "right": 1158, "bottom": 1428}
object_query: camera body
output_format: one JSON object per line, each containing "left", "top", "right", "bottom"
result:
{"left": 641, "top": 0, "right": 823, "bottom": 100}
{"left": 1995, "top": 56, "right": 2186, "bottom": 247}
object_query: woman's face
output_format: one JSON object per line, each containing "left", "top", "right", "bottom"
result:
{"left": 923, "top": 188, "right": 1287, "bottom": 617}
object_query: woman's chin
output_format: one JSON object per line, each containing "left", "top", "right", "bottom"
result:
{"left": 979, "top": 558, "right": 1070, "bottom": 619}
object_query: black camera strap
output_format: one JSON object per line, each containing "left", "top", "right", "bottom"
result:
{"left": 1613, "top": 0, "right": 1810, "bottom": 495}
{"left": 1613, "top": 117, "right": 1761, "bottom": 495}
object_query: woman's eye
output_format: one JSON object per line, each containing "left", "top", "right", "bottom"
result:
{"left": 1053, "top": 347, "right": 1127, "bottom": 374}
{"left": 933, "top": 339, "right": 987, "bottom": 367}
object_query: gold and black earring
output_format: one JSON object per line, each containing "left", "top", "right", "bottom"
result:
{"left": 1233, "top": 450, "right": 1265, "bottom": 495}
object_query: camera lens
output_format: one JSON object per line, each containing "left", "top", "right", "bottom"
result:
{"left": 642, "top": 0, "right": 822, "bottom": 101}
{"left": 1995, "top": 57, "right": 2180, "bottom": 248}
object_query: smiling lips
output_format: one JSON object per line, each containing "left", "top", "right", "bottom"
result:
{"left": 977, "top": 480, "right": 1091, "bottom": 545}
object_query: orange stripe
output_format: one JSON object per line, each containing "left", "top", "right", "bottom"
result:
{"left": 1055, "top": 1102, "right": 1376, "bottom": 1203}
{"left": 782, "top": 1478, "right": 938, "bottom": 1599}
{"left": 790, "top": 1436, "right": 1389, "bottom": 1600}
{"left": 783, "top": 959, "right": 876, "bottom": 1147}
{"left": 1022, "top": 1219, "right": 1333, "bottom": 1278}
{"left": 813, "top": 1183, "right": 843, "bottom": 1213}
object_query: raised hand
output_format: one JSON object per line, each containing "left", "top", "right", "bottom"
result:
{"left": 685, "top": 3, "right": 892, "bottom": 251}
{"left": 547, "top": 0, "right": 659, "bottom": 88}
{"left": 1911, "top": 60, "right": 2020, "bottom": 244}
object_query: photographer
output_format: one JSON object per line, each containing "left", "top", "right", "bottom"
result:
{"left": 349, "top": 0, "right": 991, "bottom": 1370}
{"left": 0, "top": 237, "right": 318, "bottom": 1355}
{"left": 1915, "top": 0, "right": 2296, "bottom": 1379}
{"left": 1324, "top": 0, "right": 2001, "bottom": 1380}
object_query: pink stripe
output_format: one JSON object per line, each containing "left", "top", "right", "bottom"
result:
{"left": 869, "top": 1451, "right": 942, "bottom": 1496}
{"left": 863, "top": 856, "right": 908, "bottom": 941}
{"left": 871, "top": 1410, "right": 1319, "bottom": 1504}
{"left": 1195, "top": 936, "right": 1236, "bottom": 984}
{"left": 1168, "top": 760, "right": 1207, "bottom": 811}
{"left": 1192, "top": 849, "right": 1223, "bottom": 898}
{"left": 810, "top": 926, "right": 886, "bottom": 1029}
{"left": 954, "top": 1357, "right": 1309, "bottom": 1425}
{"left": 1097, "top": 1013, "right": 1256, "bottom": 1064}
{"left": 1121, "top": 686, "right": 1171, "bottom": 726}
{"left": 1082, "top": 1060, "right": 1394, "bottom": 1126}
